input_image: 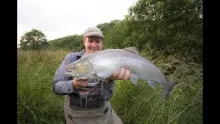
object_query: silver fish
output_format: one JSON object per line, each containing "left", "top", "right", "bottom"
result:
{"left": 65, "top": 47, "right": 175, "bottom": 99}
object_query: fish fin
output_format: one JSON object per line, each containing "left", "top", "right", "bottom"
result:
{"left": 92, "top": 73, "right": 105, "bottom": 81}
{"left": 123, "top": 47, "right": 139, "bottom": 55}
{"left": 148, "top": 80, "right": 158, "bottom": 89}
{"left": 163, "top": 80, "right": 175, "bottom": 99}
{"left": 129, "top": 73, "right": 138, "bottom": 85}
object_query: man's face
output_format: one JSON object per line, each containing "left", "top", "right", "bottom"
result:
{"left": 83, "top": 36, "right": 103, "bottom": 55}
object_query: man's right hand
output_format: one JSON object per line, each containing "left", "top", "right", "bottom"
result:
{"left": 73, "top": 78, "right": 88, "bottom": 89}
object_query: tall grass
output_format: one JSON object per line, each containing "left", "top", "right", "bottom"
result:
{"left": 18, "top": 49, "right": 202, "bottom": 124}
{"left": 18, "top": 50, "right": 69, "bottom": 124}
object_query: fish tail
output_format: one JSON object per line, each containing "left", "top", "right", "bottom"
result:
{"left": 163, "top": 80, "right": 175, "bottom": 99}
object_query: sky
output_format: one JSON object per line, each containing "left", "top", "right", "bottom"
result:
{"left": 17, "top": 0, "right": 138, "bottom": 47}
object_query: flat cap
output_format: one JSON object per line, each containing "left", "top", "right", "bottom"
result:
{"left": 83, "top": 27, "right": 104, "bottom": 39}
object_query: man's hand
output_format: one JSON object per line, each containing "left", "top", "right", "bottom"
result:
{"left": 106, "top": 68, "right": 130, "bottom": 83}
{"left": 112, "top": 68, "right": 130, "bottom": 80}
{"left": 73, "top": 78, "right": 88, "bottom": 89}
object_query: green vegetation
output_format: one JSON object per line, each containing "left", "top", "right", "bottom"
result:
{"left": 19, "top": 29, "right": 49, "bottom": 50}
{"left": 18, "top": 50, "right": 68, "bottom": 124}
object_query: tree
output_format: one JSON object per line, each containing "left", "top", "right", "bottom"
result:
{"left": 19, "top": 29, "right": 48, "bottom": 50}
{"left": 126, "top": 0, "right": 203, "bottom": 63}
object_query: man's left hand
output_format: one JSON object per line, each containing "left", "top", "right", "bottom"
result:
{"left": 105, "top": 68, "right": 130, "bottom": 84}
{"left": 112, "top": 68, "right": 130, "bottom": 80}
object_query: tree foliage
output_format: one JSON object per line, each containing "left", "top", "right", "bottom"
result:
{"left": 19, "top": 29, "right": 48, "bottom": 50}
{"left": 49, "top": 34, "right": 83, "bottom": 51}
{"left": 96, "top": 0, "right": 203, "bottom": 63}
{"left": 126, "top": 0, "right": 203, "bottom": 62}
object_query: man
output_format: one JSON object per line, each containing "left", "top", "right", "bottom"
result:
{"left": 53, "top": 27, "right": 130, "bottom": 124}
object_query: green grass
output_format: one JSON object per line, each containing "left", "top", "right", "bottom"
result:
{"left": 18, "top": 49, "right": 202, "bottom": 124}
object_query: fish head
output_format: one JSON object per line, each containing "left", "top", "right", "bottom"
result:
{"left": 65, "top": 59, "right": 93, "bottom": 79}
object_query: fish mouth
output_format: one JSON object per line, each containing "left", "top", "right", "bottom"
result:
{"left": 65, "top": 64, "right": 73, "bottom": 70}
{"left": 65, "top": 71, "right": 90, "bottom": 79}
{"left": 65, "top": 72, "right": 73, "bottom": 76}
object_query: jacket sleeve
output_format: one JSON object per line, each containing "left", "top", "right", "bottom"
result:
{"left": 53, "top": 53, "right": 79, "bottom": 95}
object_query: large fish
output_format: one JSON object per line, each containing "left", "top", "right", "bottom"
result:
{"left": 65, "top": 47, "right": 175, "bottom": 99}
